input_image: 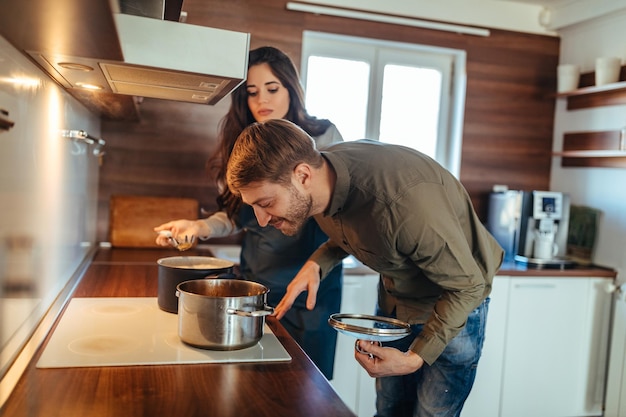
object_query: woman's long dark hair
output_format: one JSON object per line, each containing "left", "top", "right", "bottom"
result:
{"left": 208, "top": 46, "right": 332, "bottom": 220}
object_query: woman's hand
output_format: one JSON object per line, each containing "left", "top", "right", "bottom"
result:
{"left": 154, "top": 219, "right": 208, "bottom": 248}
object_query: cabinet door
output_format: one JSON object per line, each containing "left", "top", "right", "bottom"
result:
{"left": 461, "top": 277, "right": 510, "bottom": 417}
{"left": 605, "top": 284, "right": 626, "bottom": 417}
{"left": 500, "top": 277, "right": 611, "bottom": 417}
{"left": 330, "top": 273, "right": 379, "bottom": 417}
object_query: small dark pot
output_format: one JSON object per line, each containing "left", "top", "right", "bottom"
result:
{"left": 157, "top": 256, "right": 234, "bottom": 313}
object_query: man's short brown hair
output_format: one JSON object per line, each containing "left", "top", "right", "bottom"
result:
{"left": 226, "top": 119, "right": 323, "bottom": 195}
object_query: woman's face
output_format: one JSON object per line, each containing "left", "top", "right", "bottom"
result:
{"left": 246, "top": 63, "right": 290, "bottom": 122}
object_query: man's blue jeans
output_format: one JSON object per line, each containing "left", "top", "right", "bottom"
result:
{"left": 374, "top": 298, "right": 490, "bottom": 417}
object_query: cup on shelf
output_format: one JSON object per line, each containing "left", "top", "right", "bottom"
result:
{"left": 557, "top": 64, "right": 580, "bottom": 93}
{"left": 595, "top": 57, "right": 622, "bottom": 86}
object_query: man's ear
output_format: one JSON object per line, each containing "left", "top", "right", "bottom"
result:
{"left": 293, "top": 163, "right": 312, "bottom": 186}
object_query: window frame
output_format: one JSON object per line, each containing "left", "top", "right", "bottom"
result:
{"left": 301, "top": 31, "right": 467, "bottom": 178}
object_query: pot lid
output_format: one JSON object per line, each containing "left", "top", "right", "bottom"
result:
{"left": 157, "top": 256, "right": 234, "bottom": 270}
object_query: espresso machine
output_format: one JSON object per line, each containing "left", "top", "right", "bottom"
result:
{"left": 486, "top": 189, "right": 575, "bottom": 268}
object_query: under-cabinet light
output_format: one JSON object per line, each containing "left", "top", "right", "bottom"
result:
{"left": 75, "top": 82, "right": 103, "bottom": 90}
{"left": 58, "top": 62, "right": 94, "bottom": 72}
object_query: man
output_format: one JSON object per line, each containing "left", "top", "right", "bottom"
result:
{"left": 226, "top": 119, "right": 504, "bottom": 417}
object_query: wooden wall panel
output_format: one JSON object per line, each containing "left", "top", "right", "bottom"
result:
{"left": 98, "top": 98, "right": 227, "bottom": 242}
{"left": 97, "top": 0, "right": 560, "bottom": 241}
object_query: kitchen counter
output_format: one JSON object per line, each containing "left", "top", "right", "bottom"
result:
{"left": 199, "top": 243, "right": 617, "bottom": 279}
{"left": 2, "top": 247, "right": 616, "bottom": 417}
{"left": 1, "top": 247, "right": 356, "bottom": 417}
{"left": 497, "top": 261, "right": 616, "bottom": 278}
{"left": 203, "top": 243, "right": 616, "bottom": 279}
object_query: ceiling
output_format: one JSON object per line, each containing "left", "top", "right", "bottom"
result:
{"left": 520, "top": 0, "right": 626, "bottom": 30}
{"left": 477, "top": 0, "right": 623, "bottom": 31}
{"left": 294, "top": 0, "right": 615, "bottom": 35}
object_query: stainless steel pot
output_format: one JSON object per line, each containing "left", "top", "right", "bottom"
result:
{"left": 157, "top": 256, "right": 234, "bottom": 313}
{"left": 176, "top": 279, "right": 273, "bottom": 350}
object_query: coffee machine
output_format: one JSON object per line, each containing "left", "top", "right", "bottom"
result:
{"left": 486, "top": 189, "right": 575, "bottom": 268}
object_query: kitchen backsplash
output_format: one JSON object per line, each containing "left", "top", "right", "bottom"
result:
{"left": 0, "top": 35, "right": 100, "bottom": 380}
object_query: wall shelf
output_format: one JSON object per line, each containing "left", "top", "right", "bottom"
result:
{"left": 554, "top": 150, "right": 626, "bottom": 157}
{"left": 557, "top": 66, "right": 626, "bottom": 110}
{"left": 554, "top": 68, "right": 626, "bottom": 166}
{"left": 557, "top": 81, "right": 626, "bottom": 99}
{"left": 555, "top": 129, "right": 626, "bottom": 168}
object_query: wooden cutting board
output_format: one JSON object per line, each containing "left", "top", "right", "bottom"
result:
{"left": 109, "top": 195, "right": 199, "bottom": 248}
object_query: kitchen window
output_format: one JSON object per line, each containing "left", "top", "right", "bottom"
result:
{"left": 301, "top": 31, "right": 466, "bottom": 177}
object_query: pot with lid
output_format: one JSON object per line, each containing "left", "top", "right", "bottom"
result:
{"left": 176, "top": 279, "right": 273, "bottom": 350}
{"left": 157, "top": 256, "right": 234, "bottom": 313}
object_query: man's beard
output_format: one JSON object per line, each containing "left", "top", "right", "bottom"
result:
{"left": 270, "top": 184, "right": 312, "bottom": 236}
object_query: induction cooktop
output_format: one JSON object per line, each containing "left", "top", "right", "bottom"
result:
{"left": 37, "top": 297, "right": 291, "bottom": 369}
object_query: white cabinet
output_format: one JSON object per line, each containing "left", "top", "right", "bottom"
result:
{"left": 463, "top": 276, "right": 613, "bottom": 417}
{"left": 601, "top": 283, "right": 626, "bottom": 417}
{"left": 501, "top": 277, "right": 611, "bottom": 417}
{"left": 461, "top": 277, "right": 510, "bottom": 417}
{"left": 331, "top": 273, "right": 379, "bottom": 417}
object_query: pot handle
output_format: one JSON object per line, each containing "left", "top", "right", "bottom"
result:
{"left": 226, "top": 305, "right": 274, "bottom": 317}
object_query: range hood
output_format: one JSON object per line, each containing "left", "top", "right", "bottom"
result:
{"left": 27, "top": 13, "right": 250, "bottom": 105}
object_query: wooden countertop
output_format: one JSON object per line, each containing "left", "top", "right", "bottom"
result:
{"left": 497, "top": 261, "right": 616, "bottom": 278}
{"left": 1, "top": 247, "right": 356, "bottom": 417}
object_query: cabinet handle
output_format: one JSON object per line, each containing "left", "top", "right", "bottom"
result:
{"left": 514, "top": 283, "right": 556, "bottom": 289}
{"left": 606, "top": 282, "right": 626, "bottom": 296}
{"left": 61, "top": 129, "right": 106, "bottom": 156}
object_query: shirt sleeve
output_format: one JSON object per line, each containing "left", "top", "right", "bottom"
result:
{"left": 199, "top": 211, "right": 240, "bottom": 240}
{"left": 396, "top": 182, "right": 491, "bottom": 364}
{"left": 314, "top": 123, "right": 344, "bottom": 149}
{"left": 308, "top": 239, "right": 349, "bottom": 279}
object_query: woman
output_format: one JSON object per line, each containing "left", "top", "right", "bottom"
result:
{"left": 155, "top": 46, "right": 343, "bottom": 380}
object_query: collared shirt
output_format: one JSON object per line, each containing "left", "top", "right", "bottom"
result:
{"left": 310, "top": 140, "right": 504, "bottom": 364}
{"left": 237, "top": 123, "right": 344, "bottom": 307}
{"left": 202, "top": 123, "right": 345, "bottom": 306}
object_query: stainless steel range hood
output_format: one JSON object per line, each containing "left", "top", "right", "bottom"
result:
{"left": 27, "top": 13, "right": 250, "bottom": 105}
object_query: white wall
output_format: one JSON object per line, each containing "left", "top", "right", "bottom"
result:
{"left": 552, "top": 8, "right": 626, "bottom": 282}
{"left": 552, "top": 10, "right": 626, "bottom": 417}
